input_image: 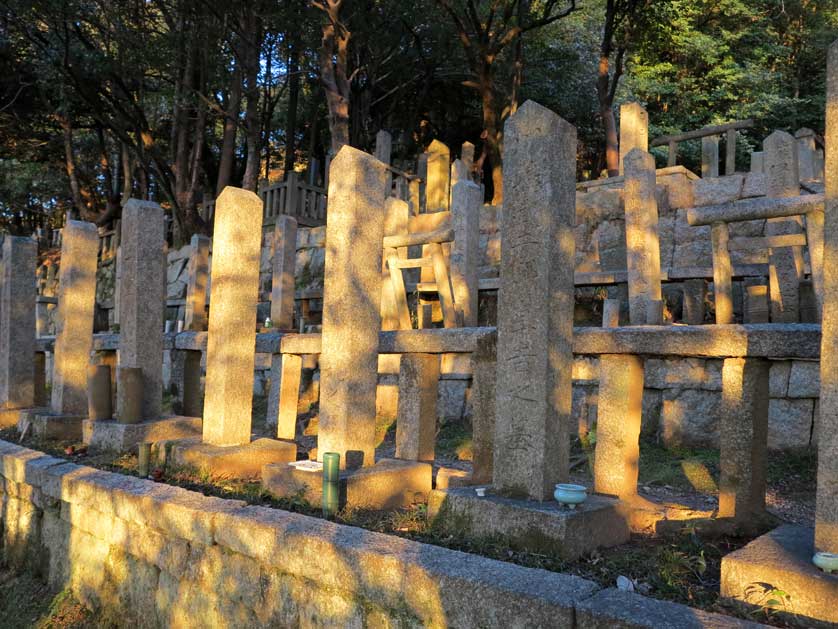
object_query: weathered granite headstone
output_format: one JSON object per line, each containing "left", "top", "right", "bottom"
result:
{"left": 795, "top": 128, "right": 817, "bottom": 182}
{"left": 318, "top": 147, "right": 388, "bottom": 468}
{"left": 450, "top": 180, "right": 482, "bottom": 326}
{"left": 395, "top": 353, "right": 439, "bottom": 462}
{"left": 493, "top": 101, "right": 576, "bottom": 500}
{"left": 275, "top": 353, "right": 302, "bottom": 441}
{"left": 682, "top": 279, "right": 706, "bottom": 325}
{"left": 594, "top": 354, "right": 644, "bottom": 499}
{"left": 116, "top": 199, "right": 166, "bottom": 422}
{"left": 0, "top": 237, "right": 37, "bottom": 410}
{"left": 426, "top": 140, "right": 450, "bottom": 212}
{"left": 51, "top": 220, "right": 98, "bottom": 415}
{"left": 618, "top": 102, "right": 648, "bottom": 176}
{"left": 624, "top": 148, "right": 662, "bottom": 325}
{"left": 374, "top": 129, "right": 392, "bottom": 164}
{"left": 184, "top": 234, "right": 210, "bottom": 331}
{"left": 271, "top": 215, "right": 297, "bottom": 330}
{"left": 602, "top": 298, "right": 621, "bottom": 327}
{"left": 381, "top": 197, "right": 409, "bottom": 330}
{"left": 749, "top": 151, "right": 764, "bottom": 174}
{"left": 202, "top": 187, "right": 263, "bottom": 446}
{"left": 764, "top": 130, "right": 803, "bottom": 323}
{"left": 711, "top": 222, "right": 734, "bottom": 324}
{"left": 702, "top": 136, "right": 719, "bottom": 178}
{"left": 816, "top": 39, "right": 838, "bottom": 555}
{"left": 718, "top": 357, "right": 769, "bottom": 524}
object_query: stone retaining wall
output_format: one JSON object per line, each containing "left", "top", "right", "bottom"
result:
{"left": 0, "top": 440, "right": 763, "bottom": 628}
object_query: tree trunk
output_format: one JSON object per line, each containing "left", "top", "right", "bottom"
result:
{"left": 317, "top": 1, "right": 351, "bottom": 155}
{"left": 241, "top": 13, "right": 264, "bottom": 192}
{"left": 479, "top": 65, "right": 503, "bottom": 205}
{"left": 59, "top": 113, "right": 85, "bottom": 218}
{"left": 597, "top": 54, "right": 619, "bottom": 177}
{"left": 217, "top": 57, "right": 242, "bottom": 194}
{"left": 284, "top": 46, "right": 301, "bottom": 173}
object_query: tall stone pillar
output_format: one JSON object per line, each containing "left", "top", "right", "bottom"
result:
{"left": 51, "top": 220, "right": 98, "bottom": 415}
{"left": 764, "top": 130, "right": 803, "bottom": 323}
{"left": 450, "top": 180, "right": 482, "bottom": 326}
{"left": 624, "top": 148, "right": 663, "bottom": 325}
{"left": 271, "top": 215, "right": 298, "bottom": 330}
{"left": 618, "top": 102, "right": 648, "bottom": 176}
{"left": 493, "top": 101, "right": 576, "bottom": 501}
{"left": 202, "top": 187, "right": 263, "bottom": 446}
{"left": 116, "top": 200, "right": 166, "bottom": 422}
{"left": 816, "top": 39, "right": 838, "bottom": 555}
{"left": 795, "top": 128, "right": 817, "bottom": 182}
{"left": 184, "top": 234, "right": 210, "bottom": 331}
{"left": 317, "top": 146, "right": 388, "bottom": 468}
{"left": 425, "top": 140, "right": 450, "bottom": 213}
{"left": 702, "top": 136, "right": 720, "bottom": 178}
{"left": 718, "top": 357, "right": 769, "bottom": 524}
{"left": 594, "top": 354, "right": 644, "bottom": 499}
{"left": 0, "top": 237, "right": 37, "bottom": 410}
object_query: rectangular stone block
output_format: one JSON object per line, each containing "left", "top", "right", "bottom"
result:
{"left": 82, "top": 416, "right": 202, "bottom": 453}
{"left": 271, "top": 215, "right": 297, "bottom": 330}
{"left": 425, "top": 139, "right": 450, "bottom": 212}
{"left": 275, "top": 353, "right": 302, "bottom": 441}
{"left": 493, "top": 101, "right": 576, "bottom": 500}
{"left": 594, "top": 354, "right": 644, "bottom": 498}
{"left": 0, "top": 237, "right": 37, "bottom": 409}
{"left": 395, "top": 353, "right": 439, "bottom": 462}
{"left": 51, "top": 220, "right": 98, "bottom": 415}
{"left": 470, "top": 334, "right": 496, "bottom": 485}
{"left": 428, "top": 487, "right": 629, "bottom": 561}
{"left": 718, "top": 358, "right": 769, "bottom": 523}
{"left": 203, "top": 187, "right": 263, "bottom": 447}
{"left": 172, "top": 437, "right": 296, "bottom": 479}
{"left": 117, "top": 200, "right": 166, "bottom": 421}
{"left": 262, "top": 458, "right": 431, "bottom": 510}
{"left": 318, "top": 147, "right": 388, "bottom": 468}
{"left": 184, "top": 234, "right": 210, "bottom": 331}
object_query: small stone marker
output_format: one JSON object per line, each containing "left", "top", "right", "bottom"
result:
{"left": 618, "top": 102, "right": 648, "bottom": 176}
{"left": 702, "top": 136, "right": 719, "bottom": 178}
{"left": 0, "top": 237, "right": 37, "bottom": 409}
{"left": 317, "top": 147, "right": 388, "bottom": 468}
{"left": 624, "top": 148, "right": 663, "bottom": 325}
{"left": 275, "top": 354, "right": 302, "bottom": 441}
{"left": 51, "top": 220, "right": 98, "bottom": 415}
{"left": 493, "top": 101, "right": 576, "bottom": 500}
{"left": 718, "top": 357, "right": 769, "bottom": 524}
{"left": 450, "top": 180, "right": 482, "bottom": 326}
{"left": 184, "top": 234, "right": 210, "bottom": 331}
{"left": 202, "top": 187, "right": 263, "bottom": 447}
{"left": 425, "top": 139, "right": 450, "bottom": 212}
{"left": 271, "top": 215, "right": 298, "bottom": 330}
{"left": 461, "top": 141, "right": 475, "bottom": 174}
{"left": 816, "top": 38, "right": 838, "bottom": 555}
{"left": 116, "top": 199, "right": 166, "bottom": 422}
{"left": 602, "top": 298, "right": 621, "bottom": 328}
{"left": 395, "top": 353, "right": 439, "bottom": 462}
{"left": 711, "top": 222, "right": 734, "bottom": 324}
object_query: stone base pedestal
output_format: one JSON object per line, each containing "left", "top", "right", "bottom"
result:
{"left": 18, "top": 410, "right": 84, "bottom": 441}
{"left": 83, "top": 416, "right": 202, "bottom": 452}
{"left": 262, "top": 458, "right": 432, "bottom": 511}
{"left": 0, "top": 405, "right": 43, "bottom": 429}
{"left": 428, "top": 487, "right": 630, "bottom": 561}
{"left": 171, "top": 437, "right": 297, "bottom": 478}
{"left": 721, "top": 525, "right": 838, "bottom": 627}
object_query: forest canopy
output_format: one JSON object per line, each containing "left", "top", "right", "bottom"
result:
{"left": 1, "top": 0, "right": 835, "bottom": 241}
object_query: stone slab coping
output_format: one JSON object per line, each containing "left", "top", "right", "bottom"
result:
{"left": 577, "top": 166, "right": 700, "bottom": 191}
{"left": 721, "top": 524, "right": 838, "bottom": 628}
{"left": 576, "top": 588, "right": 767, "bottom": 628}
{"left": 34, "top": 324, "right": 820, "bottom": 359}
{"left": 0, "top": 439, "right": 764, "bottom": 627}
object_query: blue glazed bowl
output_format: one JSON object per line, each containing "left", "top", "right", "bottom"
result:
{"left": 554, "top": 483, "right": 588, "bottom": 509}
